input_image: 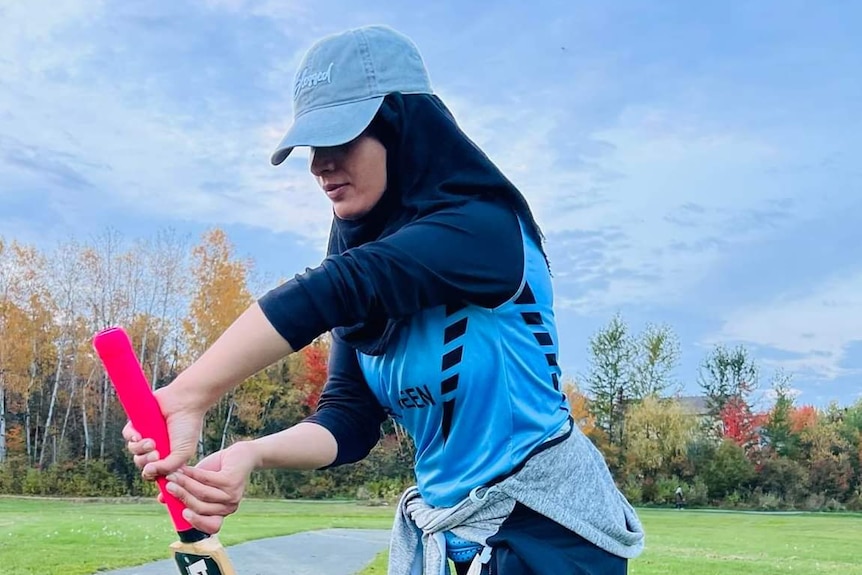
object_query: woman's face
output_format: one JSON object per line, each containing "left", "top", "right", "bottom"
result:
{"left": 309, "top": 133, "right": 387, "bottom": 220}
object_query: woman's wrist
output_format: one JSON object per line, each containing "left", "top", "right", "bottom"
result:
{"left": 164, "top": 371, "right": 219, "bottom": 415}
{"left": 226, "top": 440, "right": 264, "bottom": 473}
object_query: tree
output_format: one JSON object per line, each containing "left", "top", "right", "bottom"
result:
{"left": 587, "top": 313, "right": 636, "bottom": 447}
{"left": 77, "top": 229, "right": 140, "bottom": 459}
{"left": 39, "top": 239, "right": 87, "bottom": 467}
{"left": 139, "top": 228, "right": 190, "bottom": 390}
{"left": 623, "top": 395, "right": 696, "bottom": 479}
{"left": 705, "top": 439, "right": 755, "bottom": 500}
{"left": 562, "top": 378, "right": 596, "bottom": 437}
{"left": 183, "top": 228, "right": 254, "bottom": 455}
{"left": 631, "top": 323, "right": 681, "bottom": 398}
{"left": 719, "top": 396, "right": 765, "bottom": 452}
{"left": 6, "top": 242, "right": 57, "bottom": 464}
{"left": 291, "top": 337, "right": 331, "bottom": 410}
{"left": 754, "top": 456, "right": 808, "bottom": 504}
{"left": 183, "top": 229, "right": 253, "bottom": 357}
{"left": 790, "top": 405, "right": 818, "bottom": 433}
{"left": 761, "top": 370, "right": 798, "bottom": 458}
{"left": 698, "top": 344, "right": 758, "bottom": 417}
{"left": 799, "top": 417, "right": 854, "bottom": 501}
{"left": 0, "top": 237, "right": 14, "bottom": 462}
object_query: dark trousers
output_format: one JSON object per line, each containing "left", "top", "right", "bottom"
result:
{"left": 453, "top": 503, "right": 628, "bottom": 575}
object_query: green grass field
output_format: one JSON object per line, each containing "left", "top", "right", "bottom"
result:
{"left": 361, "top": 509, "right": 862, "bottom": 574}
{"left": 0, "top": 497, "right": 394, "bottom": 575}
{"left": 2, "top": 497, "right": 860, "bottom": 575}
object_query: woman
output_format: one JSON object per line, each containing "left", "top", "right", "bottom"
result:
{"left": 125, "top": 25, "right": 644, "bottom": 574}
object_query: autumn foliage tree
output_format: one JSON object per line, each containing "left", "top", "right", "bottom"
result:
{"left": 3, "top": 227, "right": 862, "bottom": 508}
{"left": 183, "top": 229, "right": 254, "bottom": 454}
{"left": 563, "top": 379, "right": 596, "bottom": 437}
{"left": 291, "top": 337, "right": 331, "bottom": 410}
{"left": 720, "top": 396, "right": 766, "bottom": 452}
{"left": 623, "top": 394, "right": 696, "bottom": 480}
{"left": 791, "top": 405, "right": 819, "bottom": 433}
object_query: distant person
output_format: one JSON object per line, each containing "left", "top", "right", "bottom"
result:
{"left": 675, "top": 486, "right": 685, "bottom": 510}
{"left": 123, "top": 24, "right": 644, "bottom": 574}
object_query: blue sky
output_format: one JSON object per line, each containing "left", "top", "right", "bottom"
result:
{"left": 2, "top": 0, "right": 860, "bottom": 408}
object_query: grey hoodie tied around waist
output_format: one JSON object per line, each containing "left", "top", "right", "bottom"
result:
{"left": 388, "top": 422, "right": 645, "bottom": 575}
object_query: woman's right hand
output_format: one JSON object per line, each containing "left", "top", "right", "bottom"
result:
{"left": 123, "top": 384, "right": 206, "bottom": 480}
{"left": 158, "top": 441, "right": 259, "bottom": 534}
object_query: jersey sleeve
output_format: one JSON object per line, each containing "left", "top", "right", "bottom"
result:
{"left": 258, "top": 199, "right": 524, "bottom": 351}
{"left": 304, "top": 334, "right": 387, "bottom": 467}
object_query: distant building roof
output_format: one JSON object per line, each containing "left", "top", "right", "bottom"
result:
{"left": 677, "top": 395, "right": 709, "bottom": 415}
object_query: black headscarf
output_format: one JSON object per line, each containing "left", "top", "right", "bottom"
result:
{"left": 328, "top": 93, "right": 547, "bottom": 355}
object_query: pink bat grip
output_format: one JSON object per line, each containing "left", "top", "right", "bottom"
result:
{"left": 92, "top": 326, "right": 194, "bottom": 534}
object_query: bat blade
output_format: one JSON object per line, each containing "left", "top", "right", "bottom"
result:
{"left": 93, "top": 326, "right": 237, "bottom": 575}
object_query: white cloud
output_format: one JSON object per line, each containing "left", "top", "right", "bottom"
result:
{"left": 201, "top": 0, "right": 309, "bottom": 22}
{"left": 711, "top": 271, "right": 862, "bottom": 380}
{"left": 0, "top": 0, "right": 102, "bottom": 52}
{"left": 0, "top": 1, "right": 333, "bottom": 244}
{"left": 2, "top": 4, "right": 855, "bottom": 326}
{"left": 441, "top": 94, "right": 829, "bottom": 314}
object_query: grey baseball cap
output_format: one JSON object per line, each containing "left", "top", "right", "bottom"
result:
{"left": 270, "top": 25, "right": 433, "bottom": 166}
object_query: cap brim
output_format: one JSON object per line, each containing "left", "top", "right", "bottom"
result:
{"left": 270, "top": 96, "right": 385, "bottom": 166}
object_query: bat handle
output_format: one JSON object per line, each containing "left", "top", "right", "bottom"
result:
{"left": 92, "top": 327, "right": 209, "bottom": 540}
{"left": 157, "top": 476, "right": 209, "bottom": 543}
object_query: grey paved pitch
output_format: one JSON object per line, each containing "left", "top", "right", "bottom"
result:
{"left": 96, "top": 528, "right": 391, "bottom": 575}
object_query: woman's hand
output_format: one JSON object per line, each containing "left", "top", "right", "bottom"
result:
{"left": 124, "top": 303, "right": 295, "bottom": 479}
{"left": 123, "top": 384, "right": 206, "bottom": 480}
{"left": 160, "top": 441, "right": 259, "bottom": 534}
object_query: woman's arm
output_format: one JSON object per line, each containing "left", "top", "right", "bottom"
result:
{"left": 129, "top": 303, "right": 294, "bottom": 478}
{"left": 243, "top": 421, "right": 338, "bottom": 470}
{"left": 259, "top": 199, "right": 524, "bottom": 352}
{"left": 169, "top": 302, "right": 294, "bottom": 412}
{"left": 132, "top": 200, "right": 521, "bottom": 478}
{"left": 304, "top": 334, "right": 389, "bottom": 466}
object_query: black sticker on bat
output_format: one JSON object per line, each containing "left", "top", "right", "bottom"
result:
{"left": 174, "top": 552, "right": 224, "bottom": 575}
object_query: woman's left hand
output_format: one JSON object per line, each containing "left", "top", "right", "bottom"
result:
{"left": 161, "top": 441, "right": 259, "bottom": 534}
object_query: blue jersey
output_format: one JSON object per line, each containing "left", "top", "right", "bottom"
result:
{"left": 259, "top": 199, "right": 570, "bottom": 506}
{"left": 358, "top": 220, "right": 568, "bottom": 505}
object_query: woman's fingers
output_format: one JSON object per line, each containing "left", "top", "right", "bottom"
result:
{"left": 127, "top": 438, "right": 156, "bottom": 455}
{"left": 181, "top": 509, "right": 224, "bottom": 535}
{"left": 179, "top": 464, "right": 230, "bottom": 488}
{"left": 168, "top": 470, "right": 234, "bottom": 505}
{"left": 133, "top": 450, "right": 160, "bottom": 471}
{"left": 163, "top": 472, "right": 239, "bottom": 519}
{"left": 121, "top": 421, "right": 139, "bottom": 443}
{"left": 124, "top": 421, "right": 159, "bottom": 472}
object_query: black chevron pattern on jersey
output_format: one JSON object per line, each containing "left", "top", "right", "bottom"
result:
{"left": 440, "top": 303, "right": 468, "bottom": 442}
{"left": 516, "top": 282, "right": 560, "bottom": 392}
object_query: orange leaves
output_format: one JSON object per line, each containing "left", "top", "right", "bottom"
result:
{"left": 719, "top": 396, "right": 767, "bottom": 450}
{"left": 790, "top": 405, "right": 818, "bottom": 433}
{"left": 563, "top": 380, "right": 596, "bottom": 436}
{"left": 183, "top": 228, "right": 254, "bottom": 358}
{"left": 292, "top": 338, "right": 331, "bottom": 409}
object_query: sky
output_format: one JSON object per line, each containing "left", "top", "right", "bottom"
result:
{"left": 1, "top": 0, "right": 860, "bottom": 408}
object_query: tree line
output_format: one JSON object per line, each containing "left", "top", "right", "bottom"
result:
{"left": 570, "top": 314, "right": 862, "bottom": 511}
{"left": 1, "top": 228, "right": 860, "bottom": 510}
{"left": 0, "top": 228, "right": 413, "bottom": 500}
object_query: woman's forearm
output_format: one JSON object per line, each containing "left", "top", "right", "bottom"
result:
{"left": 244, "top": 422, "right": 338, "bottom": 470}
{"left": 172, "top": 302, "right": 294, "bottom": 411}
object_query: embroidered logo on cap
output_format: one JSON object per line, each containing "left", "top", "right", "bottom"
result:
{"left": 294, "top": 62, "right": 334, "bottom": 97}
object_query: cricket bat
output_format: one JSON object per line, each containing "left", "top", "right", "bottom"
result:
{"left": 93, "top": 326, "right": 237, "bottom": 575}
